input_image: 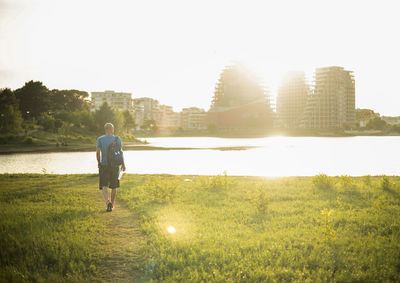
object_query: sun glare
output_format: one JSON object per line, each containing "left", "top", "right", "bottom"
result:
{"left": 167, "top": 226, "right": 176, "bottom": 234}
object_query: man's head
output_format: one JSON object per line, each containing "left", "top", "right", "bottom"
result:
{"left": 104, "top": 123, "right": 114, "bottom": 135}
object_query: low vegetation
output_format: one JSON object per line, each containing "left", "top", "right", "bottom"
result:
{"left": 1, "top": 174, "right": 399, "bottom": 282}
{"left": 119, "top": 174, "right": 400, "bottom": 282}
{"left": 0, "top": 174, "right": 111, "bottom": 282}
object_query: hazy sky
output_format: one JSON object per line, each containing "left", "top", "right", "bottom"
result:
{"left": 1, "top": 0, "right": 399, "bottom": 115}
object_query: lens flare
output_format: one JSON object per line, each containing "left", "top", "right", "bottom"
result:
{"left": 167, "top": 226, "right": 176, "bottom": 234}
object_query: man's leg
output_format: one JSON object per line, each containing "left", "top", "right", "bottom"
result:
{"left": 111, "top": 188, "right": 117, "bottom": 207}
{"left": 102, "top": 186, "right": 109, "bottom": 204}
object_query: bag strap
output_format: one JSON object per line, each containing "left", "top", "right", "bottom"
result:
{"left": 114, "top": 136, "right": 120, "bottom": 148}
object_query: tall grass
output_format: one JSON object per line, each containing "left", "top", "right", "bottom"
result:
{"left": 0, "top": 174, "right": 108, "bottom": 282}
{"left": 119, "top": 174, "right": 400, "bottom": 282}
{"left": 1, "top": 174, "right": 400, "bottom": 282}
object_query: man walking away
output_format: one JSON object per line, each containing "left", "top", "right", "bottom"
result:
{"left": 96, "top": 123, "right": 126, "bottom": 212}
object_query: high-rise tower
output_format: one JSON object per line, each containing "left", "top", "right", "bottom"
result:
{"left": 277, "top": 71, "right": 309, "bottom": 128}
{"left": 302, "top": 66, "right": 355, "bottom": 129}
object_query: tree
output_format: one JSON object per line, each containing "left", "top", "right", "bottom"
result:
{"left": 0, "top": 105, "right": 23, "bottom": 134}
{"left": 122, "top": 110, "right": 135, "bottom": 133}
{"left": 141, "top": 119, "right": 157, "bottom": 132}
{"left": 50, "top": 89, "right": 90, "bottom": 112}
{"left": 38, "top": 113, "right": 56, "bottom": 132}
{"left": 94, "top": 102, "right": 116, "bottom": 132}
{"left": 113, "top": 109, "right": 124, "bottom": 135}
{"left": 54, "top": 111, "right": 75, "bottom": 125}
{"left": 367, "top": 117, "right": 388, "bottom": 130}
{"left": 78, "top": 110, "right": 96, "bottom": 130}
{"left": 14, "top": 81, "right": 51, "bottom": 119}
{"left": 0, "top": 88, "right": 23, "bottom": 133}
{"left": 0, "top": 88, "right": 18, "bottom": 108}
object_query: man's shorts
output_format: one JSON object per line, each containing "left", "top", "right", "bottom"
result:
{"left": 99, "top": 165, "right": 120, "bottom": 189}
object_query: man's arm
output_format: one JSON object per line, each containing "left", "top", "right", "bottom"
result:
{"left": 96, "top": 148, "right": 101, "bottom": 167}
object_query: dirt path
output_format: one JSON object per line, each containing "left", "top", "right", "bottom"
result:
{"left": 94, "top": 192, "right": 146, "bottom": 282}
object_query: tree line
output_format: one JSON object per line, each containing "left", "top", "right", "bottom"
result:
{"left": 0, "top": 81, "right": 135, "bottom": 136}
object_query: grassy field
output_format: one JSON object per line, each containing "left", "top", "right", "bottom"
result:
{"left": 1, "top": 174, "right": 400, "bottom": 282}
{"left": 118, "top": 174, "right": 400, "bottom": 282}
{"left": 0, "top": 174, "right": 144, "bottom": 282}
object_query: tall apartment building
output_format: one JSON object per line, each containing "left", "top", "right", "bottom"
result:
{"left": 301, "top": 66, "right": 355, "bottom": 129}
{"left": 133, "top": 97, "right": 160, "bottom": 129}
{"left": 181, "top": 107, "right": 207, "bottom": 130}
{"left": 276, "top": 71, "right": 309, "bottom": 128}
{"left": 91, "top": 90, "right": 133, "bottom": 112}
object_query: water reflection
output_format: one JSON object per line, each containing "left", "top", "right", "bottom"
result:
{"left": 1, "top": 136, "right": 399, "bottom": 176}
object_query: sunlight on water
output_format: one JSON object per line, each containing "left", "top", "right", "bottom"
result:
{"left": 1, "top": 136, "right": 399, "bottom": 176}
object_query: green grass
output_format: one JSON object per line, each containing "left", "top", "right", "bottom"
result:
{"left": 1, "top": 174, "right": 400, "bottom": 282}
{"left": 119, "top": 174, "right": 400, "bottom": 282}
{"left": 0, "top": 174, "right": 109, "bottom": 282}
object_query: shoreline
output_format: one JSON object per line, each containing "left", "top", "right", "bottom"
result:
{"left": 134, "top": 129, "right": 398, "bottom": 138}
{"left": 0, "top": 144, "right": 261, "bottom": 155}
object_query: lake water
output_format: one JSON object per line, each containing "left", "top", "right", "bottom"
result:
{"left": 1, "top": 136, "right": 399, "bottom": 176}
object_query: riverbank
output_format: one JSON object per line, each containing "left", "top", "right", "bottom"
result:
{"left": 0, "top": 143, "right": 260, "bottom": 154}
{"left": 0, "top": 130, "right": 148, "bottom": 154}
{"left": 134, "top": 128, "right": 399, "bottom": 138}
{"left": 2, "top": 174, "right": 399, "bottom": 282}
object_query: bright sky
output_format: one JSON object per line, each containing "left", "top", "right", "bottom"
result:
{"left": 1, "top": 0, "right": 399, "bottom": 115}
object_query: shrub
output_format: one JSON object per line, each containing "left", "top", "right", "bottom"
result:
{"left": 0, "top": 134, "right": 17, "bottom": 144}
{"left": 38, "top": 113, "right": 56, "bottom": 132}
{"left": 122, "top": 133, "right": 135, "bottom": 141}
{"left": 7, "top": 134, "right": 16, "bottom": 142}
{"left": 319, "top": 208, "right": 336, "bottom": 242}
{"left": 338, "top": 175, "right": 357, "bottom": 191}
{"left": 380, "top": 175, "right": 392, "bottom": 191}
{"left": 206, "top": 171, "right": 229, "bottom": 190}
{"left": 373, "top": 195, "right": 387, "bottom": 209}
{"left": 362, "top": 175, "right": 372, "bottom": 187}
{"left": 312, "top": 174, "right": 334, "bottom": 191}
{"left": 249, "top": 185, "right": 269, "bottom": 214}
{"left": 148, "top": 179, "right": 178, "bottom": 203}
{"left": 23, "top": 136, "right": 34, "bottom": 144}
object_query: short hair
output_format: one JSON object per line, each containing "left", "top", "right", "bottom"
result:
{"left": 104, "top": 123, "right": 114, "bottom": 131}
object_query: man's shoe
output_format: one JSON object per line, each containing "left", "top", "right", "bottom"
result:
{"left": 106, "top": 201, "right": 112, "bottom": 212}
{"left": 111, "top": 204, "right": 114, "bottom": 211}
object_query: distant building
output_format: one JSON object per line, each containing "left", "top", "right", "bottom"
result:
{"left": 301, "top": 66, "right": 355, "bottom": 129}
{"left": 277, "top": 72, "right": 310, "bottom": 128}
{"left": 158, "top": 105, "right": 180, "bottom": 130}
{"left": 91, "top": 90, "right": 133, "bottom": 112}
{"left": 208, "top": 99, "right": 273, "bottom": 129}
{"left": 133, "top": 97, "right": 160, "bottom": 129}
{"left": 181, "top": 107, "right": 207, "bottom": 130}
{"left": 209, "top": 63, "right": 274, "bottom": 129}
{"left": 356, "top": 109, "right": 379, "bottom": 128}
